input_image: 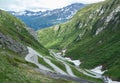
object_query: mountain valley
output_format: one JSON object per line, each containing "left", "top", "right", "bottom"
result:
{"left": 38, "top": 0, "right": 120, "bottom": 82}
{"left": 0, "top": 0, "right": 120, "bottom": 83}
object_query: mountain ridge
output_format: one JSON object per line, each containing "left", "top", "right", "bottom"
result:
{"left": 9, "top": 3, "right": 85, "bottom": 30}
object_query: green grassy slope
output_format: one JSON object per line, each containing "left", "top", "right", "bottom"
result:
{"left": 0, "top": 9, "right": 77, "bottom": 83}
{"left": 38, "top": 0, "right": 120, "bottom": 81}
{"left": 37, "top": 1, "right": 104, "bottom": 49}
{"left": 0, "top": 9, "right": 104, "bottom": 83}
{"left": 0, "top": 9, "right": 48, "bottom": 55}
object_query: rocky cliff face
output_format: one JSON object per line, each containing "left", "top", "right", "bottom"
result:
{"left": 0, "top": 32, "right": 28, "bottom": 55}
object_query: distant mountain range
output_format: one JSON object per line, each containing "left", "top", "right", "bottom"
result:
{"left": 9, "top": 3, "right": 85, "bottom": 30}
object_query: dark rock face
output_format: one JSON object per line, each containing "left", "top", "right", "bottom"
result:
{"left": 0, "top": 32, "right": 28, "bottom": 55}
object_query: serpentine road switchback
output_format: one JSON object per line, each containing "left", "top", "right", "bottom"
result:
{"left": 25, "top": 47, "right": 95, "bottom": 83}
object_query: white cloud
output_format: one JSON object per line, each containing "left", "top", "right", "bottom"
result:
{"left": 0, "top": 0, "right": 105, "bottom": 12}
{"left": 67, "top": 0, "right": 105, "bottom": 4}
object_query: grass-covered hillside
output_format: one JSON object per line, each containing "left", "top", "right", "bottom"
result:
{"left": 0, "top": 9, "right": 48, "bottom": 55}
{"left": 0, "top": 9, "right": 77, "bottom": 83}
{"left": 38, "top": 0, "right": 120, "bottom": 81}
{"left": 0, "top": 9, "right": 104, "bottom": 83}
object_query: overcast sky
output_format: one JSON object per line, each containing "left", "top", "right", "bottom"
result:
{"left": 0, "top": 0, "right": 105, "bottom": 12}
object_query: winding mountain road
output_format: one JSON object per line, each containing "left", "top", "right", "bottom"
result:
{"left": 50, "top": 51, "right": 76, "bottom": 77}
{"left": 25, "top": 47, "right": 52, "bottom": 71}
{"left": 25, "top": 47, "right": 95, "bottom": 83}
{"left": 43, "top": 58, "right": 67, "bottom": 75}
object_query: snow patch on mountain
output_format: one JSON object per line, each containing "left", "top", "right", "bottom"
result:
{"left": 91, "top": 66, "right": 105, "bottom": 74}
{"left": 8, "top": 3, "right": 85, "bottom": 30}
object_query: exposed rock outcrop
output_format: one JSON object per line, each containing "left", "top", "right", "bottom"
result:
{"left": 0, "top": 32, "right": 28, "bottom": 55}
{"left": 54, "top": 25, "right": 60, "bottom": 31}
